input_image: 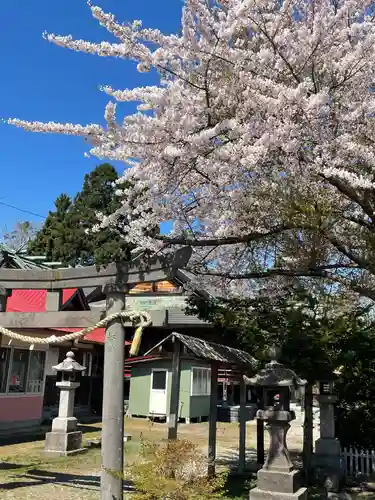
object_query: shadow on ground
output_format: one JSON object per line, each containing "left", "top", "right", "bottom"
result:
{"left": 0, "top": 468, "right": 134, "bottom": 493}
{"left": 0, "top": 425, "right": 102, "bottom": 447}
{"left": 217, "top": 447, "right": 302, "bottom": 471}
{"left": 224, "top": 474, "right": 255, "bottom": 499}
{"left": 0, "top": 463, "right": 39, "bottom": 471}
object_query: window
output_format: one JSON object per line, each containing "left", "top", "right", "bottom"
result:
{"left": 27, "top": 351, "right": 46, "bottom": 393}
{"left": 82, "top": 352, "right": 93, "bottom": 376}
{"left": 155, "top": 281, "right": 178, "bottom": 292}
{"left": 191, "top": 367, "right": 211, "bottom": 396}
{"left": 129, "top": 282, "right": 153, "bottom": 294}
{"left": 9, "top": 349, "right": 29, "bottom": 393}
{"left": 0, "top": 348, "right": 46, "bottom": 394}
{"left": 152, "top": 370, "right": 167, "bottom": 390}
{"left": 91, "top": 353, "right": 103, "bottom": 377}
{"left": 0, "top": 348, "right": 10, "bottom": 393}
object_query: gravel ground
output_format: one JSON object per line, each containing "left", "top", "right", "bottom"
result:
{"left": 0, "top": 417, "right": 307, "bottom": 499}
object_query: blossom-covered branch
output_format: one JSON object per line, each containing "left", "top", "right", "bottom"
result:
{"left": 8, "top": 0, "right": 375, "bottom": 299}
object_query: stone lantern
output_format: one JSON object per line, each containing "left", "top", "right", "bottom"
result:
{"left": 244, "top": 347, "right": 307, "bottom": 500}
{"left": 314, "top": 375, "right": 342, "bottom": 494}
{"left": 44, "top": 351, "right": 87, "bottom": 456}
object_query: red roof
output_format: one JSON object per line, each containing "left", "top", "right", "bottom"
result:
{"left": 5, "top": 288, "right": 123, "bottom": 345}
{"left": 54, "top": 327, "right": 131, "bottom": 345}
{"left": 7, "top": 289, "right": 77, "bottom": 313}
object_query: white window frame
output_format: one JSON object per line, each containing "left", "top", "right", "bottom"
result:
{"left": 0, "top": 346, "right": 47, "bottom": 397}
{"left": 150, "top": 368, "right": 168, "bottom": 392}
{"left": 191, "top": 366, "right": 211, "bottom": 396}
{"left": 82, "top": 352, "right": 93, "bottom": 376}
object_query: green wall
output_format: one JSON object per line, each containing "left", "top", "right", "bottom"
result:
{"left": 189, "top": 395, "right": 210, "bottom": 419}
{"left": 182, "top": 360, "right": 211, "bottom": 418}
{"left": 129, "top": 358, "right": 210, "bottom": 419}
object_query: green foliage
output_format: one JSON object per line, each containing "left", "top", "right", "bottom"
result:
{"left": 127, "top": 439, "right": 228, "bottom": 500}
{"left": 28, "top": 163, "right": 133, "bottom": 266}
{"left": 187, "top": 290, "right": 341, "bottom": 382}
{"left": 188, "top": 289, "right": 375, "bottom": 448}
{"left": 28, "top": 194, "right": 74, "bottom": 263}
{"left": 334, "top": 324, "right": 375, "bottom": 448}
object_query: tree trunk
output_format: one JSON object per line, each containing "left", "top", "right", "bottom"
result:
{"left": 303, "top": 383, "right": 314, "bottom": 483}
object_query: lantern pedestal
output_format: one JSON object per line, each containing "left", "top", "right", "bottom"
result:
{"left": 250, "top": 410, "right": 307, "bottom": 500}
{"left": 44, "top": 378, "right": 87, "bottom": 456}
{"left": 44, "top": 430, "right": 87, "bottom": 456}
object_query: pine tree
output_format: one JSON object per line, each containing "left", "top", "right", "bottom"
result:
{"left": 29, "top": 194, "right": 74, "bottom": 263}
{"left": 29, "top": 164, "right": 132, "bottom": 266}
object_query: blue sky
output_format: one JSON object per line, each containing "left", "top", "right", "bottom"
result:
{"left": 1, "top": 0, "right": 182, "bottom": 233}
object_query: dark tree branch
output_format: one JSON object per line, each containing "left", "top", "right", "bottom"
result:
{"left": 155, "top": 225, "right": 290, "bottom": 246}
{"left": 188, "top": 262, "right": 375, "bottom": 302}
{"left": 187, "top": 263, "right": 359, "bottom": 280}
{"left": 325, "top": 233, "right": 374, "bottom": 272}
{"left": 248, "top": 15, "right": 301, "bottom": 84}
{"left": 344, "top": 215, "right": 375, "bottom": 232}
{"left": 320, "top": 173, "right": 374, "bottom": 220}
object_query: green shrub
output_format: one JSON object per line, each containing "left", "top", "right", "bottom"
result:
{"left": 127, "top": 438, "right": 228, "bottom": 500}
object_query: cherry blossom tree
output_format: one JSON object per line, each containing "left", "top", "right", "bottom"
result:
{"left": 8, "top": 0, "right": 375, "bottom": 299}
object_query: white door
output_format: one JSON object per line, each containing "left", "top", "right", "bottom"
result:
{"left": 149, "top": 369, "right": 168, "bottom": 416}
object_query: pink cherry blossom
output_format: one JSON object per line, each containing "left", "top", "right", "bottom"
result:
{"left": 8, "top": 0, "right": 375, "bottom": 298}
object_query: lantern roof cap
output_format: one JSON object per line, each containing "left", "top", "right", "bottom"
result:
{"left": 244, "top": 359, "right": 307, "bottom": 388}
{"left": 52, "top": 351, "right": 85, "bottom": 373}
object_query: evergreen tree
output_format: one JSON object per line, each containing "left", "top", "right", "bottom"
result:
{"left": 29, "top": 164, "right": 133, "bottom": 266}
{"left": 29, "top": 194, "right": 74, "bottom": 262}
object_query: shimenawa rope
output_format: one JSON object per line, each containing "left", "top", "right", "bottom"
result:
{"left": 0, "top": 310, "right": 151, "bottom": 355}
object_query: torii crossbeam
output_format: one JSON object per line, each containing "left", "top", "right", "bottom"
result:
{"left": 0, "top": 248, "right": 192, "bottom": 500}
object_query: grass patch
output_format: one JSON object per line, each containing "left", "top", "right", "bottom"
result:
{"left": 0, "top": 417, "right": 304, "bottom": 500}
{"left": 224, "top": 474, "right": 256, "bottom": 499}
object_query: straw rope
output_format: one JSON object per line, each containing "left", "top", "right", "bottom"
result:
{"left": 0, "top": 310, "right": 152, "bottom": 346}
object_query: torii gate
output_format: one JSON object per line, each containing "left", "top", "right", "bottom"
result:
{"left": 0, "top": 248, "right": 192, "bottom": 500}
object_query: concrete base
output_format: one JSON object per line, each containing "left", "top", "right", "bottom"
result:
{"left": 314, "top": 437, "right": 343, "bottom": 487}
{"left": 44, "top": 430, "right": 86, "bottom": 456}
{"left": 249, "top": 487, "right": 307, "bottom": 499}
{"left": 0, "top": 420, "right": 42, "bottom": 441}
{"left": 257, "top": 469, "right": 302, "bottom": 492}
{"left": 250, "top": 468, "right": 307, "bottom": 500}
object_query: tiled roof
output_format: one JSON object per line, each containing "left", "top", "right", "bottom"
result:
{"left": 145, "top": 332, "right": 257, "bottom": 369}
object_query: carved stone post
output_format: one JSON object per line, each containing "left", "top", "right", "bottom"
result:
{"left": 314, "top": 381, "right": 342, "bottom": 495}
{"left": 264, "top": 417, "right": 293, "bottom": 471}
{"left": 44, "top": 351, "right": 87, "bottom": 456}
